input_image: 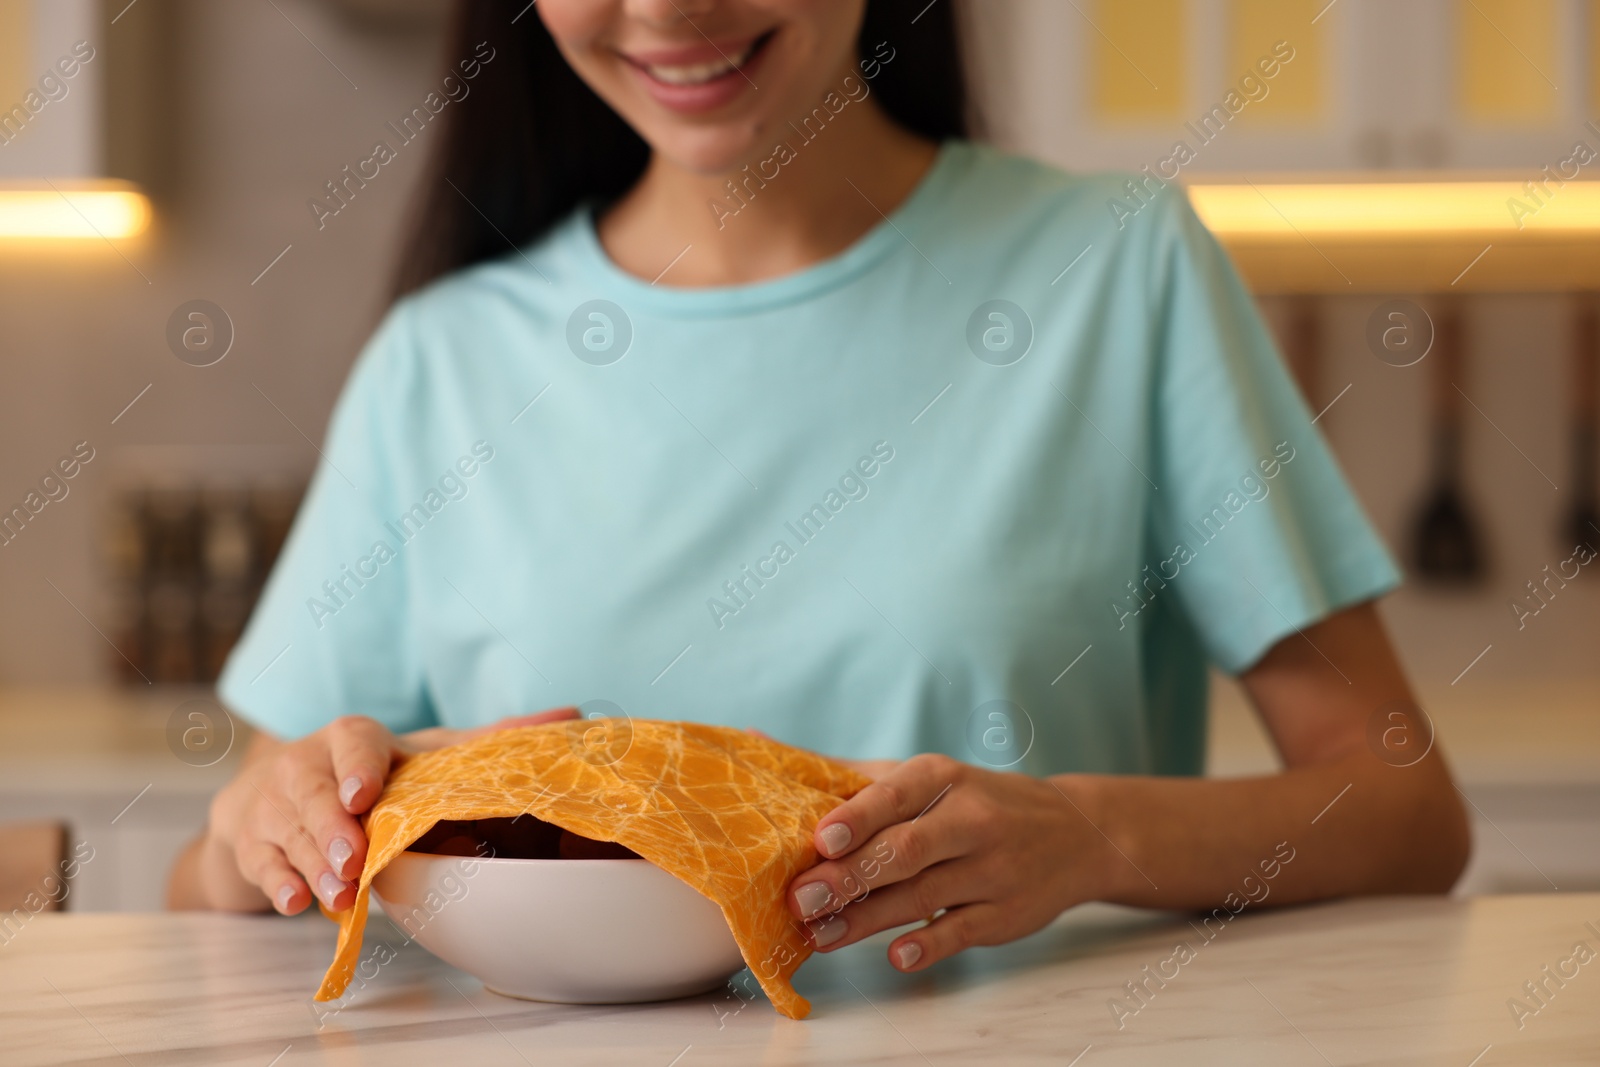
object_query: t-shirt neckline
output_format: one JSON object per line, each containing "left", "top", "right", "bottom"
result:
{"left": 564, "top": 139, "right": 965, "bottom": 317}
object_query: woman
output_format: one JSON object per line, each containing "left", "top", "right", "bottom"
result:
{"left": 170, "top": 0, "right": 1469, "bottom": 977}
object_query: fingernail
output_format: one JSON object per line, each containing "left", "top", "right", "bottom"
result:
{"left": 275, "top": 884, "right": 296, "bottom": 913}
{"left": 811, "top": 915, "right": 847, "bottom": 949}
{"left": 895, "top": 942, "right": 923, "bottom": 970}
{"left": 795, "top": 881, "right": 834, "bottom": 918}
{"left": 818, "top": 823, "right": 852, "bottom": 858}
{"left": 328, "top": 837, "right": 353, "bottom": 877}
{"left": 318, "top": 872, "right": 348, "bottom": 906}
{"left": 339, "top": 776, "right": 362, "bottom": 808}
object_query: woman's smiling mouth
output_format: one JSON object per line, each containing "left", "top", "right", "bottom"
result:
{"left": 621, "top": 31, "right": 775, "bottom": 112}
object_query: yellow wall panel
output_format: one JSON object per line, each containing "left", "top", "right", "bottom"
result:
{"left": 1090, "top": 0, "right": 1186, "bottom": 122}
{"left": 1228, "top": 0, "right": 1325, "bottom": 121}
{"left": 0, "top": 0, "right": 32, "bottom": 107}
{"left": 1457, "top": 0, "right": 1559, "bottom": 122}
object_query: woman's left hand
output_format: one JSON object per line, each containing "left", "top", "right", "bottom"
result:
{"left": 786, "top": 754, "right": 1106, "bottom": 972}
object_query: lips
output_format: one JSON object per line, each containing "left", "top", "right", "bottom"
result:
{"left": 633, "top": 36, "right": 762, "bottom": 85}
{"left": 619, "top": 31, "right": 775, "bottom": 113}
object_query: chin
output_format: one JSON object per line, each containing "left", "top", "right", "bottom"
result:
{"left": 653, "top": 125, "right": 774, "bottom": 178}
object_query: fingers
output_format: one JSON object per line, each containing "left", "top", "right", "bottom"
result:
{"left": 251, "top": 780, "right": 358, "bottom": 911}
{"left": 215, "top": 707, "right": 587, "bottom": 918}
{"left": 210, "top": 716, "right": 404, "bottom": 916}
{"left": 889, "top": 903, "right": 1006, "bottom": 972}
{"left": 326, "top": 716, "right": 402, "bottom": 815}
{"left": 803, "top": 862, "right": 978, "bottom": 954}
{"left": 800, "top": 862, "right": 1015, "bottom": 975}
{"left": 813, "top": 753, "right": 963, "bottom": 860}
{"left": 789, "top": 755, "right": 968, "bottom": 919}
{"left": 286, "top": 756, "right": 370, "bottom": 878}
{"left": 233, "top": 839, "right": 311, "bottom": 916}
{"left": 251, "top": 716, "right": 391, "bottom": 912}
{"left": 789, "top": 812, "right": 963, "bottom": 921}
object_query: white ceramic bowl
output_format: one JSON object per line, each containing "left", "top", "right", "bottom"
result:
{"left": 371, "top": 851, "right": 746, "bottom": 1004}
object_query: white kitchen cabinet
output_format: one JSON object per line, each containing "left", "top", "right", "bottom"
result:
{"left": 0, "top": 687, "right": 241, "bottom": 912}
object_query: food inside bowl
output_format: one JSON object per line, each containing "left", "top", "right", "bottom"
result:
{"left": 408, "top": 815, "right": 642, "bottom": 861}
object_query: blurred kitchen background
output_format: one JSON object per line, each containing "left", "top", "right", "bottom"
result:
{"left": 0, "top": 0, "right": 1595, "bottom": 913}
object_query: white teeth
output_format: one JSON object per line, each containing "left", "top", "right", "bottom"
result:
{"left": 643, "top": 42, "right": 756, "bottom": 86}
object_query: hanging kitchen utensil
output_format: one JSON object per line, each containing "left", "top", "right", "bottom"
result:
{"left": 1409, "top": 300, "right": 1487, "bottom": 583}
{"left": 1565, "top": 298, "right": 1599, "bottom": 552}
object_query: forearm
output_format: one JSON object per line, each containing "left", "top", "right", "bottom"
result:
{"left": 1059, "top": 750, "right": 1470, "bottom": 912}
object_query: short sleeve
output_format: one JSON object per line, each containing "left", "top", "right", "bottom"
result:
{"left": 216, "top": 304, "right": 436, "bottom": 739}
{"left": 1144, "top": 192, "right": 1400, "bottom": 674}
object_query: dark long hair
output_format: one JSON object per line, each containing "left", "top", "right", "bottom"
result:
{"left": 392, "top": 0, "right": 973, "bottom": 298}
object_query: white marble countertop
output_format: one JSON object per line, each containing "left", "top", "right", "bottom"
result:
{"left": 3, "top": 895, "right": 1597, "bottom": 1065}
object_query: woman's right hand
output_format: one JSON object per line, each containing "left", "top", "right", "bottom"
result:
{"left": 192, "top": 708, "right": 577, "bottom": 915}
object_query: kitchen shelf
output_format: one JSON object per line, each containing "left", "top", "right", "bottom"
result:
{"left": 1188, "top": 176, "right": 1600, "bottom": 294}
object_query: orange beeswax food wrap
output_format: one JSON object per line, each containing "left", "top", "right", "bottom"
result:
{"left": 314, "top": 718, "right": 872, "bottom": 1019}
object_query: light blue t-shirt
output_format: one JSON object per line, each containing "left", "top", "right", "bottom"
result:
{"left": 218, "top": 141, "right": 1398, "bottom": 777}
